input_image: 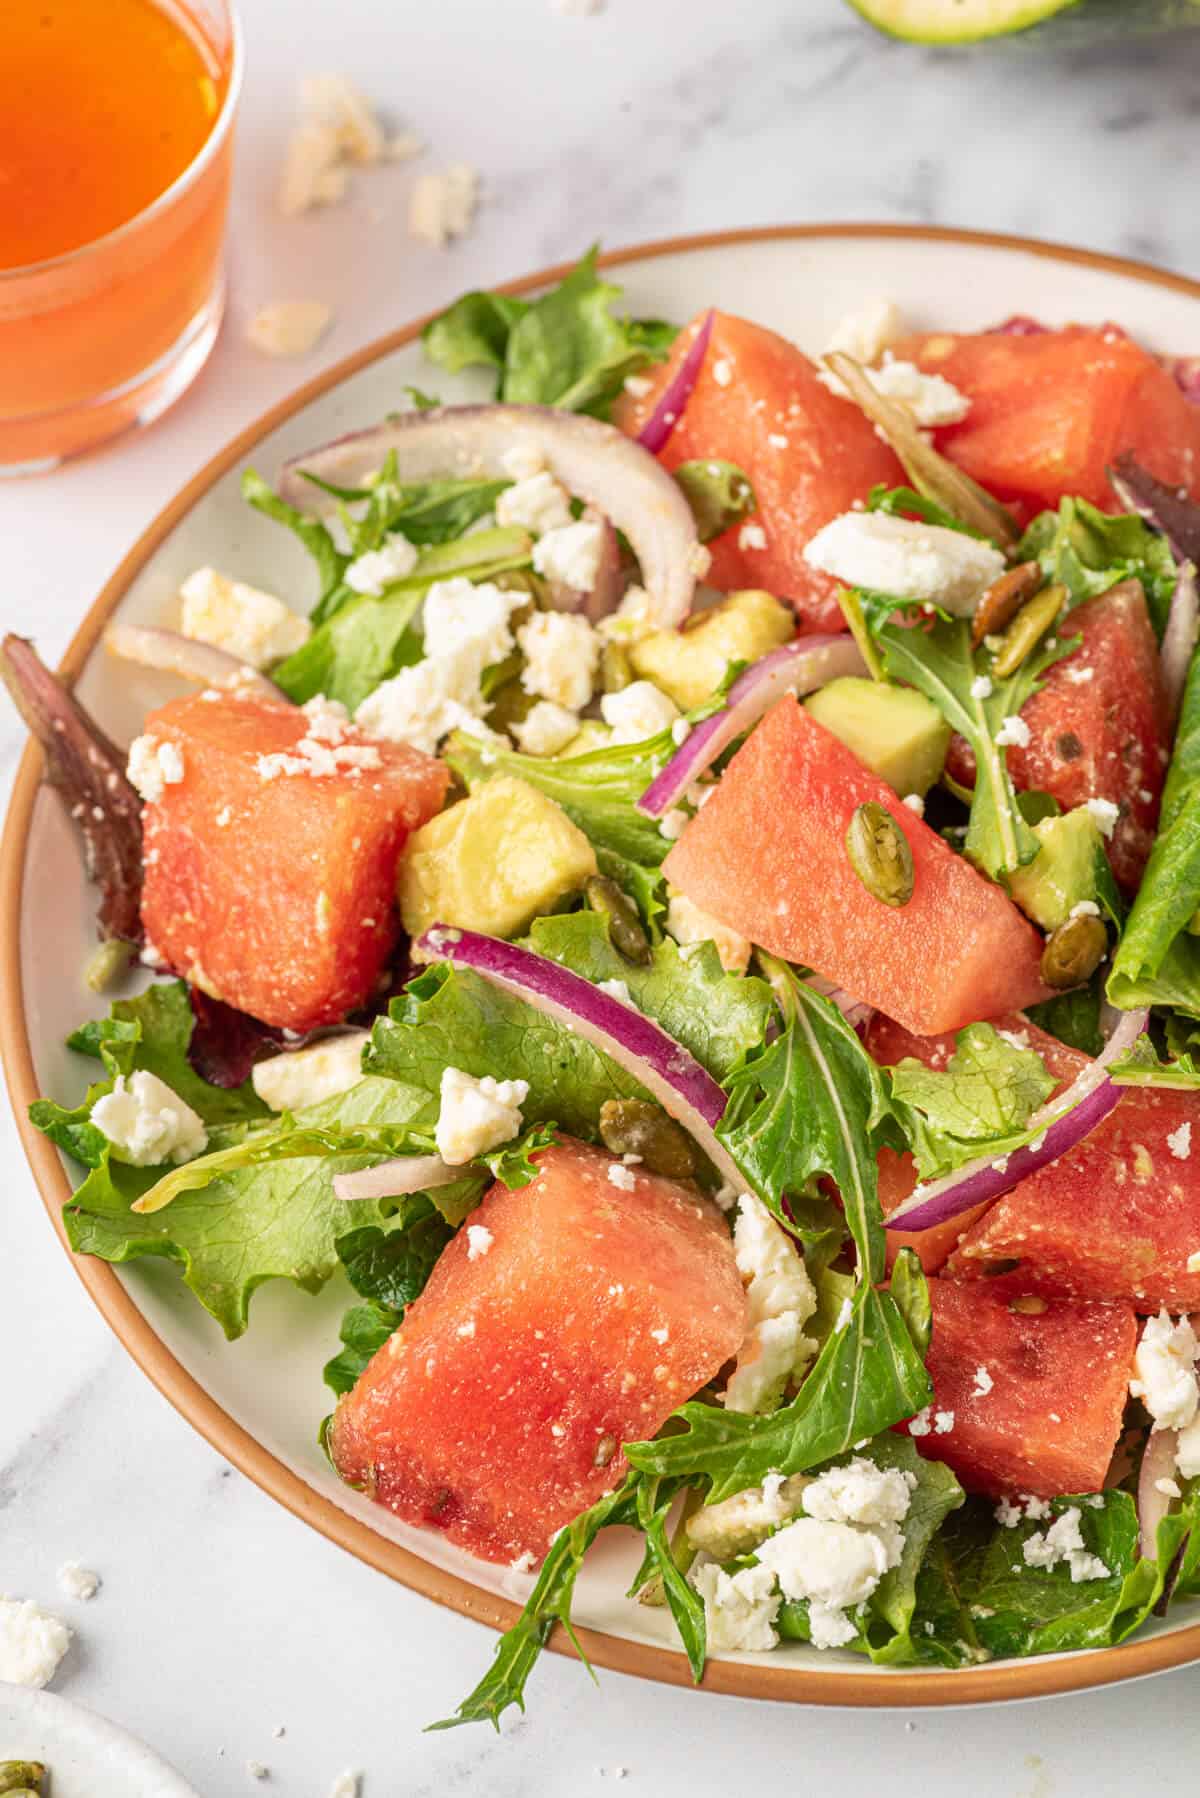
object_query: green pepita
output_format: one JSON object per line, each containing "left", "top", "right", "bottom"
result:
{"left": 990, "top": 582, "right": 1066, "bottom": 679}
{"left": 598, "top": 1098, "right": 698, "bottom": 1180}
{"left": 845, "top": 801, "right": 914, "bottom": 908}
{"left": 0, "top": 1768, "right": 46, "bottom": 1797}
{"left": 1040, "top": 913, "right": 1108, "bottom": 990}
{"left": 584, "top": 875, "right": 652, "bottom": 965}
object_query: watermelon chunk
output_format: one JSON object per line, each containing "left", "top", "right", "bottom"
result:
{"left": 138, "top": 690, "right": 448, "bottom": 1032}
{"left": 949, "top": 1079, "right": 1200, "bottom": 1313}
{"left": 895, "top": 325, "right": 1200, "bottom": 511}
{"left": 946, "top": 581, "right": 1169, "bottom": 891}
{"left": 662, "top": 697, "right": 1051, "bottom": 1037}
{"left": 617, "top": 311, "right": 904, "bottom": 632}
{"left": 902, "top": 1279, "right": 1136, "bottom": 1500}
{"left": 328, "top": 1138, "right": 745, "bottom": 1564}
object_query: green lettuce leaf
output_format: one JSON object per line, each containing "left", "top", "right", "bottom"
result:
{"left": 1025, "top": 981, "right": 1104, "bottom": 1057}
{"left": 242, "top": 468, "right": 348, "bottom": 613}
{"left": 323, "top": 1301, "right": 399, "bottom": 1397}
{"left": 889, "top": 1022, "right": 1056, "bottom": 1179}
{"left": 1110, "top": 1036, "right": 1200, "bottom": 1091}
{"left": 674, "top": 460, "right": 756, "bottom": 544}
{"left": 1018, "top": 498, "right": 1177, "bottom": 639}
{"left": 866, "top": 485, "right": 986, "bottom": 538}
{"left": 322, "top": 1201, "right": 452, "bottom": 1396}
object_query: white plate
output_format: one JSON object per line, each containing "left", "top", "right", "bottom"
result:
{"left": 6, "top": 226, "right": 1200, "bottom": 1708}
{"left": 0, "top": 1684, "right": 199, "bottom": 1798}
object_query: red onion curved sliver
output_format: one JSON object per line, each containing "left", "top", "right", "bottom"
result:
{"left": 885, "top": 1008, "right": 1149, "bottom": 1235}
{"left": 416, "top": 925, "right": 745, "bottom": 1192}
{"left": 333, "top": 1154, "right": 462, "bottom": 1203}
{"left": 638, "top": 635, "right": 867, "bottom": 819}
{"left": 106, "top": 625, "right": 282, "bottom": 697}
{"left": 1137, "top": 1423, "right": 1184, "bottom": 1559}
{"left": 637, "top": 311, "right": 714, "bottom": 456}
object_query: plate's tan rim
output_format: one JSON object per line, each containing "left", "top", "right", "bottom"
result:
{"left": 6, "top": 222, "right": 1200, "bottom": 1709}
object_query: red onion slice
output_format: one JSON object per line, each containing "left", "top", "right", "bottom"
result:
{"left": 636, "top": 310, "right": 714, "bottom": 455}
{"left": 333, "top": 1154, "right": 461, "bottom": 1203}
{"left": 804, "top": 974, "right": 874, "bottom": 1033}
{"left": 416, "top": 925, "right": 745, "bottom": 1191}
{"left": 106, "top": 625, "right": 281, "bottom": 697}
{"left": 1107, "top": 455, "right": 1200, "bottom": 721}
{"left": 1138, "top": 1424, "right": 1183, "bottom": 1559}
{"left": 638, "top": 635, "right": 867, "bottom": 819}
{"left": 885, "top": 1008, "right": 1149, "bottom": 1235}
{"left": 278, "top": 405, "right": 700, "bottom": 628}
{"left": 1161, "top": 559, "right": 1199, "bottom": 724}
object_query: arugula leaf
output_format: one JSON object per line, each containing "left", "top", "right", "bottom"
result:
{"left": 478, "top": 1119, "right": 559, "bottom": 1186}
{"left": 1018, "top": 498, "right": 1177, "bottom": 639}
{"left": 874, "top": 614, "right": 1076, "bottom": 880}
{"left": 625, "top": 1281, "right": 932, "bottom": 1503}
{"left": 889, "top": 1023, "right": 1055, "bottom": 1179}
{"left": 866, "top": 485, "right": 985, "bottom": 538}
{"left": 242, "top": 468, "right": 348, "bottom": 610}
{"left": 1110, "top": 1036, "right": 1200, "bottom": 1090}
{"left": 718, "top": 960, "right": 892, "bottom": 1280}
{"left": 889, "top": 1248, "right": 932, "bottom": 1358}
{"left": 1110, "top": 649, "right": 1200, "bottom": 1017}
{"left": 674, "top": 460, "right": 756, "bottom": 544}
{"left": 633, "top": 1476, "right": 707, "bottom": 1681}
{"left": 528, "top": 911, "right": 773, "bottom": 1082}
{"left": 423, "top": 248, "right": 676, "bottom": 420}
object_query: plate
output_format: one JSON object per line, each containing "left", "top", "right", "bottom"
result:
{"left": 0, "top": 1684, "right": 199, "bottom": 1798}
{"left": 5, "top": 225, "right": 1200, "bottom": 1708}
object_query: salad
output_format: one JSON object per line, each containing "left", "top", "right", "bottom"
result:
{"left": 8, "top": 249, "right": 1200, "bottom": 1725}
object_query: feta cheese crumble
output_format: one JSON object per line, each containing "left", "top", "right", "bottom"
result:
{"left": 973, "top": 1366, "right": 994, "bottom": 1397}
{"left": 690, "top": 1562, "right": 781, "bottom": 1652}
{"left": 532, "top": 520, "right": 606, "bottom": 593}
{"left": 56, "top": 1563, "right": 100, "bottom": 1602}
{"left": 355, "top": 644, "right": 489, "bottom": 755}
{"left": 1168, "top": 1121, "right": 1193, "bottom": 1162}
{"left": 255, "top": 696, "right": 383, "bottom": 779}
{"left": 1130, "top": 1310, "right": 1200, "bottom": 1432}
{"left": 180, "top": 567, "right": 311, "bottom": 669}
{"left": 994, "top": 714, "right": 1031, "bottom": 749}
{"left": 658, "top": 808, "right": 689, "bottom": 842}
{"left": 434, "top": 1067, "right": 529, "bottom": 1165}
{"left": 247, "top": 300, "right": 333, "bottom": 359}
{"left": 665, "top": 892, "right": 752, "bottom": 974}
{"left": 824, "top": 297, "right": 905, "bottom": 367}
{"left": 755, "top": 1515, "right": 897, "bottom": 1649}
{"left": 422, "top": 577, "right": 522, "bottom": 667}
{"left": 607, "top": 1162, "right": 637, "bottom": 1191}
{"left": 597, "top": 978, "right": 633, "bottom": 1005}
{"left": 518, "top": 612, "right": 600, "bottom": 710}
{"left": 496, "top": 470, "right": 573, "bottom": 536}
{"left": 1021, "top": 1507, "right": 1110, "bottom": 1583}
{"left": 409, "top": 164, "right": 479, "bottom": 247}
{"left": 803, "top": 511, "right": 1005, "bottom": 615}
{"left": 738, "top": 521, "right": 767, "bottom": 552}
{"left": 0, "top": 1596, "right": 72, "bottom": 1687}
{"left": 1085, "top": 797, "right": 1120, "bottom": 839}
{"left": 127, "top": 734, "right": 187, "bottom": 805}
{"left": 92, "top": 1071, "right": 208, "bottom": 1168}
{"left": 600, "top": 680, "right": 679, "bottom": 745}
{"left": 466, "top": 1224, "right": 494, "bottom": 1260}
{"left": 252, "top": 1031, "right": 370, "bottom": 1112}
{"left": 969, "top": 674, "right": 993, "bottom": 700}
{"left": 513, "top": 700, "right": 580, "bottom": 756}
{"left": 861, "top": 358, "right": 970, "bottom": 427}
{"left": 724, "top": 1194, "right": 818, "bottom": 1414}
{"left": 344, "top": 534, "right": 420, "bottom": 596}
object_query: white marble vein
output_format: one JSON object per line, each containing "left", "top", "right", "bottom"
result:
{"left": 4, "top": 0, "right": 1200, "bottom": 1789}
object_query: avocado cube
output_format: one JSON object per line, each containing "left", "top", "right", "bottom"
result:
{"left": 805, "top": 677, "right": 951, "bottom": 797}
{"left": 1008, "top": 809, "right": 1107, "bottom": 933}
{"left": 399, "top": 775, "right": 598, "bottom": 943}
{"left": 629, "top": 589, "right": 794, "bottom": 710}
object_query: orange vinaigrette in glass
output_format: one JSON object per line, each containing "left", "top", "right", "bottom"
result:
{"left": 0, "top": 0, "right": 240, "bottom": 472}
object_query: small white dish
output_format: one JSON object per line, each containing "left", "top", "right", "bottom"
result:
{"left": 0, "top": 1683, "right": 199, "bottom": 1798}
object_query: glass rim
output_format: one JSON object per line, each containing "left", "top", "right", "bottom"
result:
{"left": 0, "top": 0, "right": 244, "bottom": 286}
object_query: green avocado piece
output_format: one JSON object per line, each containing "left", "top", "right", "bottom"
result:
{"left": 804, "top": 677, "right": 951, "bottom": 798}
{"left": 845, "top": 0, "right": 1198, "bottom": 45}
{"left": 1008, "top": 809, "right": 1106, "bottom": 931}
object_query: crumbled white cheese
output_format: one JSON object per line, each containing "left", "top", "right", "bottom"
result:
{"left": 1085, "top": 797, "right": 1120, "bottom": 838}
{"left": 901, "top": 793, "right": 925, "bottom": 817}
{"left": 513, "top": 700, "right": 580, "bottom": 756}
{"left": 908, "top": 1404, "right": 956, "bottom": 1438}
{"left": 408, "top": 164, "right": 479, "bottom": 247}
{"left": 803, "top": 511, "right": 1005, "bottom": 615}
{"left": 973, "top": 1365, "right": 994, "bottom": 1397}
{"left": 970, "top": 674, "right": 993, "bottom": 699}
{"left": 1188, "top": 1248, "right": 1200, "bottom": 1273}
{"left": 518, "top": 611, "right": 600, "bottom": 710}
{"left": 0, "top": 1597, "right": 72, "bottom": 1687}
{"left": 1021, "top": 1507, "right": 1110, "bottom": 1583}
{"left": 824, "top": 297, "right": 905, "bottom": 367}
{"left": 671, "top": 717, "right": 692, "bottom": 747}
{"left": 658, "top": 808, "right": 690, "bottom": 842}
{"left": 92, "top": 1071, "right": 208, "bottom": 1168}
{"left": 623, "top": 373, "right": 653, "bottom": 399}
{"left": 496, "top": 470, "right": 573, "bottom": 536}
{"left": 665, "top": 892, "right": 751, "bottom": 974}
{"left": 995, "top": 714, "right": 1031, "bottom": 749}
{"left": 597, "top": 978, "right": 633, "bottom": 1005}
{"left": 712, "top": 358, "right": 733, "bottom": 387}
{"left": 345, "top": 533, "right": 420, "bottom": 596}
{"left": 434, "top": 1067, "right": 529, "bottom": 1165}
{"left": 355, "top": 648, "right": 489, "bottom": 754}
{"left": 422, "top": 577, "right": 521, "bottom": 667}
{"left": 252, "top": 1031, "right": 369, "bottom": 1112}
{"left": 1168, "top": 1121, "right": 1193, "bottom": 1162}
{"left": 1156, "top": 1476, "right": 1183, "bottom": 1499}
{"left": 607, "top": 1162, "right": 637, "bottom": 1191}
{"left": 327, "top": 1773, "right": 361, "bottom": 1798}
{"left": 686, "top": 1472, "right": 807, "bottom": 1559}
{"left": 934, "top": 1410, "right": 956, "bottom": 1434}
{"left": 247, "top": 301, "right": 333, "bottom": 358}
{"left": 1064, "top": 664, "right": 1096, "bottom": 686}
{"left": 533, "top": 520, "right": 606, "bottom": 593}
{"left": 738, "top": 521, "right": 767, "bottom": 552}
{"left": 300, "top": 74, "right": 386, "bottom": 164}
{"left": 995, "top": 1498, "right": 1023, "bottom": 1528}
{"left": 466, "top": 1224, "right": 494, "bottom": 1260}
{"left": 246, "top": 1762, "right": 269, "bottom": 1782}
{"left": 802, "top": 1457, "right": 916, "bottom": 1534}
{"left": 835, "top": 1296, "right": 854, "bottom": 1332}
{"left": 600, "top": 679, "right": 680, "bottom": 745}
{"left": 278, "top": 119, "right": 348, "bottom": 215}
{"left": 1130, "top": 1310, "right": 1200, "bottom": 1432}
{"left": 180, "top": 567, "right": 311, "bottom": 669}
{"left": 127, "top": 734, "right": 186, "bottom": 805}
{"left": 863, "top": 358, "right": 970, "bottom": 427}
{"left": 56, "top": 1563, "right": 100, "bottom": 1602}
{"left": 756, "top": 1516, "right": 894, "bottom": 1649}
{"left": 255, "top": 696, "right": 383, "bottom": 780}
{"left": 724, "top": 1194, "right": 818, "bottom": 1414}
{"left": 689, "top": 1561, "right": 780, "bottom": 1652}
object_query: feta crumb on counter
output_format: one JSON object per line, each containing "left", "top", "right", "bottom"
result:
{"left": 496, "top": 470, "right": 573, "bottom": 536}
{"left": 665, "top": 892, "right": 752, "bottom": 975}
{"left": 56, "top": 1563, "right": 100, "bottom": 1602}
{"left": 1021, "top": 1507, "right": 1110, "bottom": 1583}
{"left": 466, "top": 1224, "right": 494, "bottom": 1260}
{"left": 600, "top": 679, "right": 679, "bottom": 745}
{"left": 92, "top": 1071, "right": 208, "bottom": 1168}
{"left": 0, "top": 1596, "right": 72, "bottom": 1688}
{"left": 689, "top": 1562, "right": 781, "bottom": 1652}
{"left": 127, "top": 734, "right": 187, "bottom": 805}
{"left": 513, "top": 700, "right": 580, "bottom": 756}
{"left": 824, "top": 297, "right": 905, "bottom": 367}
{"left": 344, "top": 533, "right": 420, "bottom": 596}
{"left": 300, "top": 73, "right": 386, "bottom": 165}
{"left": 802, "top": 511, "right": 1005, "bottom": 615}
{"left": 246, "top": 1763, "right": 269, "bottom": 1782}
{"left": 328, "top": 1773, "right": 361, "bottom": 1798}
{"left": 532, "top": 519, "right": 606, "bottom": 593}
{"left": 409, "top": 164, "right": 479, "bottom": 248}
{"left": 724, "top": 1194, "right": 818, "bottom": 1414}
{"left": 180, "top": 567, "right": 311, "bottom": 668}
{"left": 1130, "top": 1310, "right": 1200, "bottom": 1432}
{"left": 434, "top": 1067, "right": 529, "bottom": 1165}
{"left": 518, "top": 612, "right": 600, "bottom": 710}
{"left": 246, "top": 301, "right": 333, "bottom": 359}
{"left": 252, "top": 1032, "right": 370, "bottom": 1113}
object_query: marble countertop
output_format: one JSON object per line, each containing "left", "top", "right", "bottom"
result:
{"left": 5, "top": 0, "right": 1200, "bottom": 1790}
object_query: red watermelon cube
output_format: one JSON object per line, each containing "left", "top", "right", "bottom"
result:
{"left": 328, "top": 1138, "right": 746, "bottom": 1565}
{"left": 137, "top": 689, "right": 448, "bottom": 1031}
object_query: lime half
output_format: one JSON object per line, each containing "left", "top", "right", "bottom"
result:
{"left": 848, "top": 0, "right": 1199, "bottom": 44}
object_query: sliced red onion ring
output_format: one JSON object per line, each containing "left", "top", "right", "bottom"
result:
{"left": 885, "top": 1008, "right": 1149, "bottom": 1235}
{"left": 637, "top": 310, "right": 713, "bottom": 456}
{"left": 1107, "top": 456, "right": 1200, "bottom": 723}
{"left": 638, "top": 635, "right": 867, "bottom": 819}
{"left": 416, "top": 925, "right": 745, "bottom": 1192}
{"left": 1138, "top": 1424, "right": 1183, "bottom": 1559}
{"left": 106, "top": 625, "right": 281, "bottom": 697}
{"left": 333, "top": 1154, "right": 462, "bottom": 1203}
{"left": 1167, "top": 356, "right": 1200, "bottom": 406}
{"left": 278, "top": 405, "right": 700, "bottom": 628}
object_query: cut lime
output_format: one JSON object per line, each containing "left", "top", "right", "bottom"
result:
{"left": 848, "top": 0, "right": 1200, "bottom": 44}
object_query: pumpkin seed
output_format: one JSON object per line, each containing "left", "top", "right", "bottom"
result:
{"left": 1040, "top": 913, "right": 1108, "bottom": 990}
{"left": 584, "top": 875, "right": 652, "bottom": 965}
{"left": 971, "top": 560, "right": 1043, "bottom": 648}
{"left": 990, "top": 582, "right": 1066, "bottom": 679}
{"left": 598, "top": 1098, "right": 698, "bottom": 1180}
{"left": 845, "top": 802, "right": 914, "bottom": 907}
{"left": 0, "top": 1769, "right": 46, "bottom": 1797}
